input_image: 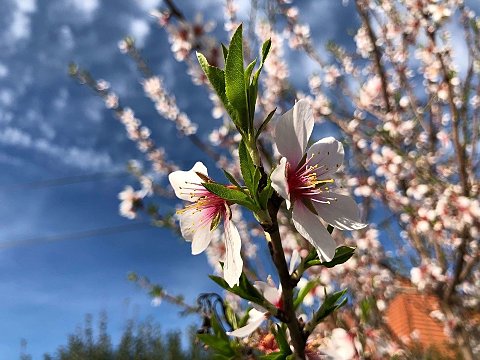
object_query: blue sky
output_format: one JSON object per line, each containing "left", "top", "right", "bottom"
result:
{"left": 1, "top": 0, "right": 479, "bottom": 358}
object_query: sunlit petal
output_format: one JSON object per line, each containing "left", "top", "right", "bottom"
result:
{"left": 313, "top": 193, "right": 367, "bottom": 230}
{"left": 223, "top": 219, "right": 243, "bottom": 288}
{"left": 168, "top": 161, "right": 208, "bottom": 201}
{"left": 292, "top": 202, "right": 337, "bottom": 262}
{"left": 271, "top": 157, "right": 290, "bottom": 207}
{"left": 226, "top": 309, "right": 266, "bottom": 337}
{"left": 275, "top": 99, "right": 314, "bottom": 166}
{"left": 306, "top": 137, "right": 344, "bottom": 179}
{"left": 254, "top": 281, "right": 281, "bottom": 305}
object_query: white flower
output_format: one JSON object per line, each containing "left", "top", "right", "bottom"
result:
{"left": 321, "top": 328, "right": 357, "bottom": 360}
{"left": 118, "top": 186, "right": 143, "bottom": 219}
{"left": 271, "top": 100, "right": 367, "bottom": 261}
{"left": 168, "top": 162, "right": 243, "bottom": 287}
{"left": 226, "top": 279, "right": 282, "bottom": 337}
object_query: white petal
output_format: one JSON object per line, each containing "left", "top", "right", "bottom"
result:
{"left": 306, "top": 137, "right": 344, "bottom": 179}
{"left": 168, "top": 161, "right": 208, "bottom": 202}
{"left": 274, "top": 99, "right": 314, "bottom": 166}
{"left": 178, "top": 209, "right": 201, "bottom": 241}
{"left": 292, "top": 202, "right": 336, "bottom": 262}
{"left": 271, "top": 157, "right": 290, "bottom": 206}
{"left": 192, "top": 221, "right": 213, "bottom": 255}
{"left": 178, "top": 209, "right": 213, "bottom": 254}
{"left": 313, "top": 193, "right": 367, "bottom": 231}
{"left": 289, "top": 249, "right": 300, "bottom": 275}
{"left": 223, "top": 219, "right": 243, "bottom": 288}
{"left": 254, "top": 281, "right": 281, "bottom": 305}
{"left": 226, "top": 309, "right": 266, "bottom": 337}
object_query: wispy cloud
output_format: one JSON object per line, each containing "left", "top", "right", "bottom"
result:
{"left": 3, "top": 0, "right": 37, "bottom": 45}
{"left": 129, "top": 18, "right": 151, "bottom": 47}
{"left": 0, "top": 126, "right": 116, "bottom": 170}
{"left": 68, "top": 0, "right": 99, "bottom": 21}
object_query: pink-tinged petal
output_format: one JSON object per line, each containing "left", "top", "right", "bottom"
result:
{"left": 292, "top": 202, "right": 336, "bottom": 262}
{"left": 275, "top": 99, "right": 314, "bottom": 166}
{"left": 254, "top": 281, "right": 281, "bottom": 305}
{"left": 313, "top": 193, "right": 367, "bottom": 231}
{"left": 168, "top": 161, "right": 208, "bottom": 202}
{"left": 226, "top": 309, "right": 266, "bottom": 337}
{"left": 306, "top": 137, "right": 344, "bottom": 179}
{"left": 178, "top": 209, "right": 213, "bottom": 254}
{"left": 271, "top": 157, "right": 291, "bottom": 208}
{"left": 223, "top": 219, "right": 243, "bottom": 288}
{"left": 178, "top": 208, "right": 201, "bottom": 241}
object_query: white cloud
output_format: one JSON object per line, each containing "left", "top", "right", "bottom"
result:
{"left": 136, "top": 0, "right": 162, "bottom": 12}
{"left": 69, "top": 0, "right": 99, "bottom": 20}
{"left": 129, "top": 18, "right": 150, "bottom": 47}
{"left": 16, "top": 0, "right": 37, "bottom": 13}
{"left": 0, "top": 90, "right": 14, "bottom": 106}
{"left": 0, "top": 63, "right": 8, "bottom": 78}
{"left": 0, "top": 126, "right": 115, "bottom": 170}
{"left": 59, "top": 25, "right": 75, "bottom": 50}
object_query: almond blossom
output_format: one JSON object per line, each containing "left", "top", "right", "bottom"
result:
{"left": 168, "top": 161, "right": 242, "bottom": 287}
{"left": 271, "top": 100, "right": 366, "bottom": 261}
{"left": 226, "top": 278, "right": 282, "bottom": 337}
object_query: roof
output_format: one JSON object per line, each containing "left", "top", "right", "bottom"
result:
{"left": 385, "top": 291, "right": 450, "bottom": 354}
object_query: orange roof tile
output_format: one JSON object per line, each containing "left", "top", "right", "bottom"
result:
{"left": 385, "top": 292, "right": 450, "bottom": 354}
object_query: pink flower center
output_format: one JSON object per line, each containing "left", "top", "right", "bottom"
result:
{"left": 286, "top": 155, "right": 334, "bottom": 202}
{"left": 177, "top": 186, "right": 228, "bottom": 230}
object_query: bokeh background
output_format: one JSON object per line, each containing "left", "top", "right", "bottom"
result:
{"left": 1, "top": 0, "right": 479, "bottom": 358}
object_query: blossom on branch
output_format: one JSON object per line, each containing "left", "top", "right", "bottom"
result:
{"left": 271, "top": 100, "right": 366, "bottom": 261}
{"left": 227, "top": 278, "right": 282, "bottom": 337}
{"left": 168, "top": 162, "right": 242, "bottom": 287}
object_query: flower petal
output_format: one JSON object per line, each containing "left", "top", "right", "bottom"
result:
{"left": 275, "top": 99, "right": 314, "bottom": 166}
{"left": 289, "top": 249, "right": 300, "bottom": 275}
{"left": 178, "top": 209, "right": 213, "bottom": 254}
{"left": 223, "top": 219, "right": 243, "bottom": 288}
{"left": 168, "top": 161, "right": 208, "bottom": 202}
{"left": 292, "top": 202, "right": 337, "bottom": 262}
{"left": 306, "top": 137, "right": 344, "bottom": 179}
{"left": 313, "top": 193, "right": 367, "bottom": 231}
{"left": 271, "top": 157, "right": 291, "bottom": 208}
{"left": 254, "top": 281, "right": 281, "bottom": 305}
{"left": 192, "top": 221, "right": 213, "bottom": 255}
{"left": 226, "top": 309, "right": 266, "bottom": 337}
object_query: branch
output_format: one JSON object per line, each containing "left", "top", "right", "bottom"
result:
{"left": 355, "top": 1, "right": 392, "bottom": 113}
{"left": 262, "top": 194, "right": 306, "bottom": 359}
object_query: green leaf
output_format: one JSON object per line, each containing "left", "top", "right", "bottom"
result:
{"left": 294, "top": 280, "right": 318, "bottom": 309}
{"left": 221, "top": 43, "right": 229, "bottom": 62}
{"left": 245, "top": 59, "right": 257, "bottom": 85}
{"left": 272, "top": 324, "right": 291, "bottom": 354}
{"left": 313, "top": 289, "right": 348, "bottom": 323}
{"left": 261, "top": 38, "right": 272, "bottom": 64}
{"left": 209, "top": 272, "right": 264, "bottom": 305}
{"left": 210, "top": 212, "right": 222, "bottom": 231}
{"left": 238, "top": 140, "right": 257, "bottom": 193}
{"left": 197, "top": 52, "right": 238, "bottom": 125}
{"left": 258, "top": 180, "right": 273, "bottom": 210}
{"left": 223, "top": 169, "right": 242, "bottom": 189}
{"left": 197, "top": 334, "right": 234, "bottom": 357}
{"left": 225, "top": 304, "right": 238, "bottom": 330}
{"left": 260, "top": 352, "right": 288, "bottom": 360}
{"left": 225, "top": 25, "right": 248, "bottom": 130}
{"left": 253, "top": 38, "right": 272, "bottom": 85}
{"left": 255, "top": 108, "right": 276, "bottom": 139}
{"left": 306, "top": 246, "right": 356, "bottom": 269}
{"left": 202, "top": 182, "right": 258, "bottom": 211}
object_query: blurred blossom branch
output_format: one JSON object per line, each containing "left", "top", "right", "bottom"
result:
{"left": 71, "top": 0, "right": 480, "bottom": 358}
